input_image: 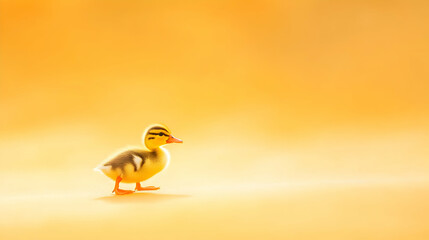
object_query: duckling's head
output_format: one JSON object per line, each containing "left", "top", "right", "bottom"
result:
{"left": 143, "top": 124, "right": 183, "bottom": 150}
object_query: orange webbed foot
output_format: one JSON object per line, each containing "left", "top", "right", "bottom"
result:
{"left": 112, "top": 188, "right": 135, "bottom": 195}
{"left": 112, "top": 176, "right": 134, "bottom": 195}
{"left": 135, "top": 182, "right": 160, "bottom": 191}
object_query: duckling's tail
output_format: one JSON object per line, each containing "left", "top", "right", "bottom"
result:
{"left": 94, "top": 165, "right": 111, "bottom": 174}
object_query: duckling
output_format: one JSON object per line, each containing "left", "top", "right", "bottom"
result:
{"left": 95, "top": 124, "right": 183, "bottom": 195}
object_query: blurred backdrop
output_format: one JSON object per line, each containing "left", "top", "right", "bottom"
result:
{"left": 1, "top": 0, "right": 429, "bottom": 239}
{"left": 1, "top": 0, "right": 428, "bottom": 182}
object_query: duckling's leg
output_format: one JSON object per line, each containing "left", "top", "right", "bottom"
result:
{"left": 112, "top": 176, "right": 134, "bottom": 195}
{"left": 135, "top": 182, "right": 160, "bottom": 191}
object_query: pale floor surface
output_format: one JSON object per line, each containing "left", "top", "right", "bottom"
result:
{"left": 1, "top": 173, "right": 429, "bottom": 240}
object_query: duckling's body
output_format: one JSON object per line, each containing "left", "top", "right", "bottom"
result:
{"left": 97, "top": 147, "right": 170, "bottom": 183}
{"left": 95, "top": 124, "right": 182, "bottom": 195}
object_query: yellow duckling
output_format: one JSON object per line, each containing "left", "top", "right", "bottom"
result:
{"left": 95, "top": 124, "right": 183, "bottom": 195}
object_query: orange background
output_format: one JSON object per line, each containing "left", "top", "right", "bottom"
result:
{"left": 1, "top": 0, "right": 429, "bottom": 239}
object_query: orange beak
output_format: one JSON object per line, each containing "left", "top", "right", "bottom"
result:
{"left": 166, "top": 135, "right": 183, "bottom": 144}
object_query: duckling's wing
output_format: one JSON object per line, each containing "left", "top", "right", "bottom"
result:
{"left": 103, "top": 149, "right": 149, "bottom": 172}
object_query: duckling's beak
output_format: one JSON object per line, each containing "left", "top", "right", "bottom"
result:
{"left": 166, "top": 135, "right": 183, "bottom": 143}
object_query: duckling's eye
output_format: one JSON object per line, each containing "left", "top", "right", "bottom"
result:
{"left": 158, "top": 133, "right": 165, "bottom": 136}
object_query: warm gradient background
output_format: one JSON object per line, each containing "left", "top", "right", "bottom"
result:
{"left": 1, "top": 0, "right": 429, "bottom": 239}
